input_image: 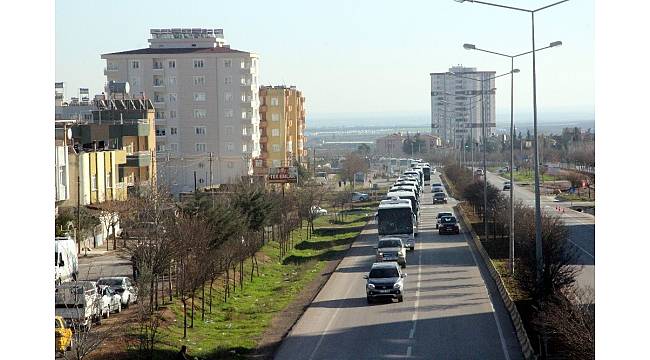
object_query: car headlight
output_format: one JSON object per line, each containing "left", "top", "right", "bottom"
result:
{"left": 393, "top": 283, "right": 402, "bottom": 289}
{"left": 378, "top": 252, "right": 383, "bottom": 256}
{"left": 367, "top": 283, "right": 375, "bottom": 289}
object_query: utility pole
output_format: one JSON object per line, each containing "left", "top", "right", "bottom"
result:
{"left": 193, "top": 171, "right": 197, "bottom": 192}
{"left": 77, "top": 174, "right": 81, "bottom": 255}
{"left": 209, "top": 152, "right": 213, "bottom": 188}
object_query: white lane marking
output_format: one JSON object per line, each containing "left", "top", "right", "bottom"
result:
{"left": 409, "top": 327, "right": 415, "bottom": 339}
{"left": 406, "top": 346, "right": 412, "bottom": 357}
{"left": 465, "top": 233, "right": 511, "bottom": 360}
{"left": 568, "top": 239, "right": 595, "bottom": 259}
{"left": 307, "top": 268, "right": 357, "bottom": 359}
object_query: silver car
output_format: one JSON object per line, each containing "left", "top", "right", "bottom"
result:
{"left": 375, "top": 238, "right": 407, "bottom": 268}
{"left": 97, "top": 277, "right": 138, "bottom": 307}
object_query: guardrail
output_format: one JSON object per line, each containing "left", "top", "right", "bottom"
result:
{"left": 455, "top": 204, "right": 537, "bottom": 360}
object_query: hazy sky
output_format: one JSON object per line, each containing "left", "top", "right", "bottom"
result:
{"left": 56, "top": 0, "right": 594, "bottom": 118}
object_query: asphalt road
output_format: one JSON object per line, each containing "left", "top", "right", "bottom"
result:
{"left": 275, "top": 174, "right": 523, "bottom": 360}
{"left": 78, "top": 251, "right": 133, "bottom": 281}
{"left": 485, "top": 172, "right": 595, "bottom": 297}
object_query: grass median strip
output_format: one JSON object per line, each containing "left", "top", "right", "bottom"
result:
{"left": 153, "top": 208, "right": 371, "bottom": 359}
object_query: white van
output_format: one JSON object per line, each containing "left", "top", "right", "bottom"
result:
{"left": 55, "top": 281, "right": 101, "bottom": 329}
{"left": 55, "top": 236, "right": 79, "bottom": 285}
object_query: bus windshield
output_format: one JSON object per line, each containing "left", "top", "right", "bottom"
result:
{"left": 377, "top": 208, "right": 413, "bottom": 235}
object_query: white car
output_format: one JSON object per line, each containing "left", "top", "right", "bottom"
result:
{"left": 97, "top": 285, "right": 122, "bottom": 318}
{"left": 310, "top": 206, "right": 328, "bottom": 216}
{"left": 97, "top": 277, "right": 138, "bottom": 307}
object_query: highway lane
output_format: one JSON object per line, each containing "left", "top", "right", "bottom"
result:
{"left": 275, "top": 174, "right": 523, "bottom": 360}
{"left": 485, "top": 172, "right": 595, "bottom": 294}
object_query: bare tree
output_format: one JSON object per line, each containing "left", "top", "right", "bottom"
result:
{"left": 341, "top": 152, "right": 369, "bottom": 188}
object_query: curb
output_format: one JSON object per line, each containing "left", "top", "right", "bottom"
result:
{"left": 454, "top": 204, "right": 537, "bottom": 360}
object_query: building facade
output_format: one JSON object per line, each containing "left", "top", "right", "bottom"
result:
{"left": 101, "top": 28, "right": 260, "bottom": 194}
{"left": 375, "top": 133, "right": 406, "bottom": 155}
{"left": 257, "top": 86, "right": 307, "bottom": 170}
{"left": 430, "top": 66, "right": 496, "bottom": 147}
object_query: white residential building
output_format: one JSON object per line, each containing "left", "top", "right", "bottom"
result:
{"left": 430, "top": 66, "right": 496, "bottom": 147}
{"left": 102, "top": 28, "right": 260, "bottom": 194}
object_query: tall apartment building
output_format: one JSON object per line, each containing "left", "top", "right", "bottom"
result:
{"left": 257, "top": 86, "right": 307, "bottom": 170}
{"left": 430, "top": 66, "right": 496, "bottom": 146}
{"left": 102, "top": 28, "right": 260, "bottom": 194}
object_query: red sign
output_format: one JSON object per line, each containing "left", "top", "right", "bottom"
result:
{"left": 268, "top": 167, "right": 298, "bottom": 183}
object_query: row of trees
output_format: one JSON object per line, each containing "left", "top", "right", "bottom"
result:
{"left": 442, "top": 163, "right": 593, "bottom": 358}
{"left": 118, "top": 181, "right": 328, "bottom": 354}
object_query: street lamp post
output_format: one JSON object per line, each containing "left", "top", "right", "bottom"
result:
{"left": 448, "top": 69, "right": 518, "bottom": 244}
{"left": 463, "top": 41, "right": 562, "bottom": 275}
{"left": 455, "top": 0, "right": 569, "bottom": 294}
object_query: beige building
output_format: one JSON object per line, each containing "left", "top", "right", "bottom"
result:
{"left": 101, "top": 28, "right": 260, "bottom": 193}
{"left": 257, "top": 86, "right": 307, "bottom": 172}
{"left": 375, "top": 133, "right": 406, "bottom": 155}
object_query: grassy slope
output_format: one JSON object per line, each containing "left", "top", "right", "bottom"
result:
{"left": 154, "top": 208, "right": 371, "bottom": 359}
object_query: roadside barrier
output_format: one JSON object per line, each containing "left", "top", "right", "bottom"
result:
{"left": 455, "top": 204, "right": 537, "bottom": 360}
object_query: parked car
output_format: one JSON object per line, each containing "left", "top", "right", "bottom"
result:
{"left": 97, "top": 285, "right": 122, "bottom": 318}
{"left": 431, "top": 182, "right": 443, "bottom": 189}
{"left": 436, "top": 212, "right": 453, "bottom": 229}
{"left": 55, "top": 236, "right": 79, "bottom": 285}
{"left": 431, "top": 186, "right": 444, "bottom": 194}
{"left": 439, "top": 216, "right": 460, "bottom": 235}
{"left": 97, "top": 277, "right": 138, "bottom": 307}
{"left": 351, "top": 192, "right": 370, "bottom": 202}
{"left": 503, "top": 181, "right": 511, "bottom": 191}
{"left": 310, "top": 206, "right": 328, "bottom": 216}
{"left": 55, "top": 316, "right": 73, "bottom": 356}
{"left": 375, "top": 238, "right": 407, "bottom": 268}
{"left": 432, "top": 192, "right": 448, "bottom": 204}
{"left": 364, "top": 262, "right": 407, "bottom": 303}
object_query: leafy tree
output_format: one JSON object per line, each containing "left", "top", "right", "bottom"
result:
{"left": 402, "top": 134, "right": 427, "bottom": 155}
{"left": 356, "top": 143, "right": 371, "bottom": 157}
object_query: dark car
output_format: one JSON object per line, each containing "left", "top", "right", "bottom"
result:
{"left": 432, "top": 192, "right": 447, "bottom": 204}
{"left": 439, "top": 216, "right": 460, "bottom": 235}
{"left": 436, "top": 211, "right": 453, "bottom": 229}
{"left": 503, "top": 181, "right": 511, "bottom": 191}
{"left": 364, "top": 262, "right": 407, "bottom": 303}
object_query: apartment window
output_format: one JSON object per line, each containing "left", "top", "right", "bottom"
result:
{"left": 240, "top": 77, "right": 247, "bottom": 85}
{"left": 193, "top": 109, "right": 207, "bottom": 118}
{"left": 156, "top": 144, "right": 165, "bottom": 152}
{"left": 224, "top": 76, "right": 232, "bottom": 85}
{"left": 170, "top": 127, "right": 177, "bottom": 135}
{"left": 272, "top": 159, "right": 281, "bottom": 167}
{"left": 271, "top": 128, "right": 280, "bottom": 137}
{"left": 193, "top": 59, "right": 204, "bottom": 68}
{"left": 226, "top": 143, "right": 234, "bottom": 152}
{"left": 270, "top": 97, "right": 279, "bottom": 106}
{"left": 241, "top": 60, "right": 247, "bottom": 69}
{"left": 196, "top": 143, "right": 206, "bottom": 153}
{"left": 91, "top": 174, "right": 97, "bottom": 190}
{"left": 224, "top": 109, "right": 233, "bottom": 118}
{"left": 105, "top": 173, "right": 112, "bottom": 188}
{"left": 242, "top": 127, "right": 248, "bottom": 135}
{"left": 242, "top": 144, "right": 248, "bottom": 152}
{"left": 224, "top": 59, "right": 232, "bottom": 68}
{"left": 193, "top": 76, "right": 205, "bottom": 86}
{"left": 271, "top": 113, "right": 280, "bottom": 122}
{"left": 241, "top": 111, "right": 248, "bottom": 119}
{"left": 193, "top": 92, "right": 206, "bottom": 102}
{"left": 156, "top": 128, "right": 166, "bottom": 136}
{"left": 169, "top": 76, "right": 177, "bottom": 86}
{"left": 227, "top": 161, "right": 234, "bottom": 169}
{"left": 241, "top": 93, "right": 247, "bottom": 102}
{"left": 168, "top": 60, "right": 176, "bottom": 68}
{"left": 155, "top": 111, "right": 166, "bottom": 119}
{"left": 153, "top": 60, "right": 163, "bottom": 69}
{"left": 195, "top": 126, "right": 206, "bottom": 135}
{"left": 225, "top": 126, "right": 233, "bottom": 136}
{"left": 169, "top": 93, "right": 177, "bottom": 102}
{"left": 170, "top": 110, "right": 177, "bottom": 119}
{"left": 131, "top": 60, "right": 140, "bottom": 69}
{"left": 224, "top": 92, "right": 232, "bottom": 102}
{"left": 170, "top": 143, "right": 178, "bottom": 153}
{"left": 107, "top": 62, "right": 119, "bottom": 71}
{"left": 272, "top": 144, "right": 281, "bottom": 152}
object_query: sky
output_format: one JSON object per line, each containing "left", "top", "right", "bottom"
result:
{"left": 55, "top": 0, "right": 594, "bottom": 121}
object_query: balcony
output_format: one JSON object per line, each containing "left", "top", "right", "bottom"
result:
{"left": 260, "top": 105, "right": 267, "bottom": 112}
{"left": 109, "top": 123, "right": 151, "bottom": 138}
{"left": 260, "top": 136, "right": 268, "bottom": 143}
{"left": 125, "top": 151, "right": 152, "bottom": 168}
{"left": 259, "top": 120, "right": 267, "bottom": 128}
